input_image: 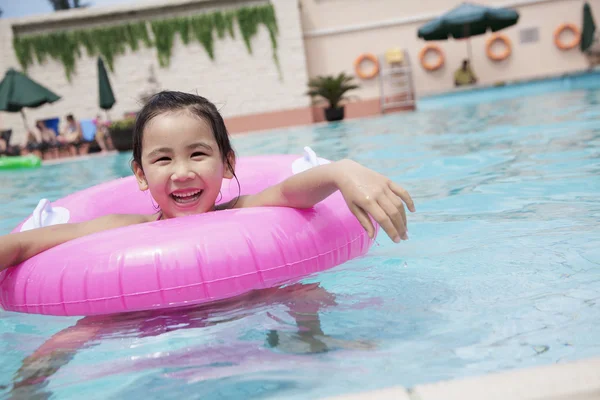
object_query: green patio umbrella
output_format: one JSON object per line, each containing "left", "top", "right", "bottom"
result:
{"left": 581, "top": 2, "right": 597, "bottom": 52}
{"left": 98, "top": 57, "right": 116, "bottom": 113}
{"left": 0, "top": 68, "right": 61, "bottom": 128}
{"left": 418, "top": 2, "right": 519, "bottom": 61}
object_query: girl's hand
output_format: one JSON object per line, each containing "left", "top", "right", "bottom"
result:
{"left": 335, "top": 160, "right": 415, "bottom": 242}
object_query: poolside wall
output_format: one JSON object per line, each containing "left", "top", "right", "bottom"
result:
{"left": 301, "top": 0, "right": 597, "bottom": 101}
{"left": 0, "top": 0, "right": 311, "bottom": 145}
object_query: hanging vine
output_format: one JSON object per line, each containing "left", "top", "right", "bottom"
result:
{"left": 190, "top": 14, "right": 215, "bottom": 60}
{"left": 213, "top": 11, "right": 227, "bottom": 40}
{"left": 224, "top": 11, "right": 236, "bottom": 39}
{"left": 13, "top": 3, "right": 280, "bottom": 81}
{"left": 149, "top": 20, "right": 177, "bottom": 68}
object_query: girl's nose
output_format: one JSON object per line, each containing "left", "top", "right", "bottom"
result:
{"left": 171, "top": 165, "right": 195, "bottom": 182}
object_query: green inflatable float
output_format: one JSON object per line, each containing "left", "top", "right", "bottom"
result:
{"left": 0, "top": 155, "right": 42, "bottom": 170}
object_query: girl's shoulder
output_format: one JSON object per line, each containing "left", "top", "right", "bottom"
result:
{"left": 111, "top": 213, "right": 157, "bottom": 225}
{"left": 87, "top": 213, "right": 156, "bottom": 232}
{"left": 214, "top": 195, "right": 250, "bottom": 211}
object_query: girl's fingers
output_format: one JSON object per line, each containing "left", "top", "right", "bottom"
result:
{"left": 350, "top": 203, "right": 375, "bottom": 239}
{"left": 377, "top": 194, "right": 406, "bottom": 240}
{"left": 359, "top": 199, "right": 399, "bottom": 243}
{"left": 400, "top": 202, "right": 407, "bottom": 234}
{"left": 388, "top": 181, "right": 415, "bottom": 212}
{"left": 384, "top": 187, "right": 408, "bottom": 236}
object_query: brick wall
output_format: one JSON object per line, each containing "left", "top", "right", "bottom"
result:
{"left": 0, "top": 0, "right": 309, "bottom": 145}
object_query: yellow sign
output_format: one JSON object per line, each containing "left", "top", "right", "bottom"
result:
{"left": 385, "top": 48, "right": 404, "bottom": 64}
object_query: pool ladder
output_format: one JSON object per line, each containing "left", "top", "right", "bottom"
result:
{"left": 378, "top": 49, "right": 416, "bottom": 113}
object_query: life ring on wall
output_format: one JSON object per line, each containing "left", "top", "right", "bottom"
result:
{"left": 354, "top": 53, "right": 380, "bottom": 79}
{"left": 486, "top": 34, "right": 512, "bottom": 61}
{"left": 419, "top": 45, "right": 444, "bottom": 71}
{"left": 554, "top": 23, "right": 581, "bottom": 50}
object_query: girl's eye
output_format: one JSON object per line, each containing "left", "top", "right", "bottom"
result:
{"left": 191, "top": 152, "right": 206, "bottom": 158}
{"left": 155, "top": 157, "right": 171, "bottom": 163}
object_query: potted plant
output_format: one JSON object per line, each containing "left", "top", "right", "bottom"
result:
{"left": 108, "top": 116, "right": 136, "bottom": 152}
{"left": 307, "top": 73, "right": 359, "bottom": 122}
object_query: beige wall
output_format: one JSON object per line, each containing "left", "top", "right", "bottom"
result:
{"left": 0, "top": 0, "right": 309, "bottom": 145}
{"left": 300, "top": 0, "right": 598, "bottom": 101}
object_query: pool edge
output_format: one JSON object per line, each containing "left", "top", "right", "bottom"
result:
{"left": 324, "top": 356, "right": 600, "bottom": 400}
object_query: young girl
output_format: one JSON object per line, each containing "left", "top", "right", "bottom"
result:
{"left": 0, "top": 91, "right": 415, "bottom": 271}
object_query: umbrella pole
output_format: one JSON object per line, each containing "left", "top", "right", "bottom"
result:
{"left": 464, "top": 24, "right": 473, "bottom": 65}
{"left": 20, "top": 110, "right": 29, "bottom": 132}
{"left": 468, "top": 38, "right": 473, "bottom": 65}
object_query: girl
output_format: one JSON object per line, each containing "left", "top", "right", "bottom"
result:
{"left": 0, "top": 91, "right": 415, "bottom": 271}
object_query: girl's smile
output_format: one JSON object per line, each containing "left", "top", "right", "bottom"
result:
{"left": 170, "top": 189, "right": 204, "bottom": 207}
{"left": 133, "top": 110, "right": 234, "bottom": 219}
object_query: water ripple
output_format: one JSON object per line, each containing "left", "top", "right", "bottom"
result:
{"left": 1, "top": 84, "right": 600, "bottom": 399}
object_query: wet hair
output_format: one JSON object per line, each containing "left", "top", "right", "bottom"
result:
{"left": 66, "top": 114, "right": 74, "bottom": 121}
{"left": 131, "top": 90, "right": 239, "bottom": 205}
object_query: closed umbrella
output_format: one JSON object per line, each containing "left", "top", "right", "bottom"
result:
{"left": 98, "top": 57, "right": 116, "bottom": 113}
{"left": 581, "top": 2, "right": 597, "bottom": 52}
{"left": 418, "top": 2, "right": 519, "bottom": 61}
{"left": 0, "top": 68, "right": 61, "bottom": 129}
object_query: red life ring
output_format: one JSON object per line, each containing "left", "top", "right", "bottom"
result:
{"left": 419, "top": 45, "right": 445, "bottom": 71}
{"left": 554, "top": 23, "right": 581, "bottom": 50}
{"left": 354, "top": 53, "right": 380, "bottom": 79}
{"left": 486, "top": 34, "right": 512, "bottom": 62}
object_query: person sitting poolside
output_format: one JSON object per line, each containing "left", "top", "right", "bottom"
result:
{"left": 93, "top": 114, "right": 114, "bottom": 152}
{"left": 21, "top": 130, "right": 43, "bottom": 159}
{"left": 454, "top": 59, "right": 478, "bottom": 87}
{"left": 0, "top": 130, "right": 21, "bottom": 157}
{"left": 34, "top": 120, "right": 61, "bottom": 160}
{"left": 58, "top": 114, "right": 89, "bottom": 157}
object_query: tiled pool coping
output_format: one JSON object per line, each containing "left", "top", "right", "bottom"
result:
{"left": 326, "top": 356, "right": 600, "bottom": 400}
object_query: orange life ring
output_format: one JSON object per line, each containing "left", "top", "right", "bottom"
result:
{"left": 354, "top": 53, "right": 380, "bottom": 79}
{"left": 419, "top": 45, "right": 444, "bottom": 71}
{"left": 486, "top": 34, "right": 512, "bottom": 61}
{"left": 554, "top": 23, "right": 581, "bottom": 50}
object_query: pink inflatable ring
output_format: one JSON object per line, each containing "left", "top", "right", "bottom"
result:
{"left": 0, "top": 150, "right": 377, "bottom": 316}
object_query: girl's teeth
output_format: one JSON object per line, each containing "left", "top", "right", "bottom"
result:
{"left": 172, "top": 190, "right": 202, "bottom": 203}
{"left": 174, "top": 191, "right": 199, "bottom": 198}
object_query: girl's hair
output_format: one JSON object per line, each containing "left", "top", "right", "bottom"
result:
{"left": 131, "top": 90, "right": 235, "bottom": 175}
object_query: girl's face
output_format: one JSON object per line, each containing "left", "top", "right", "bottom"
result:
{"left": 133, "top": 111, "right": 234, "bottom": 219}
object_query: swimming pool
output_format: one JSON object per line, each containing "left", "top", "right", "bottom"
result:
{"left": 1, "top": 72, "right": 599, "bottom": 399}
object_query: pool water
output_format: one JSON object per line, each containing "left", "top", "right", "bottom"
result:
{"left": 1, "top": 73, "right": 599, "bottom": 399}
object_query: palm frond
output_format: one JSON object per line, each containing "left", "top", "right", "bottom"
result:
{"left": 306, "top": 72, "right": 360, "bottom": 109}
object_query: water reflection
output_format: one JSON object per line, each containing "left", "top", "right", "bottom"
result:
{"left": 7, "top": 283, "right": 374, "bottom": 399}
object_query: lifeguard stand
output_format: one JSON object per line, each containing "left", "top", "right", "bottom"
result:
{"left": 378, "top": 48, "right": 416, "bottom": 113}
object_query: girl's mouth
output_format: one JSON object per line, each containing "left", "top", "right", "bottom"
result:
{"left": 171, "top": 190, "right": 203, "bottom": 204}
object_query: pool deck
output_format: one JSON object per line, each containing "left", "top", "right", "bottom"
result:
{"left": 326, "top": 356, "right": 600, "bottom": 400}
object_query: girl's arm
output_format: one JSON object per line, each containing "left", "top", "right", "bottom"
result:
{"left": 0, "top": 214, "right": 149, "bottom": 272}
{"left": 11, "top": 320, "right": 101, "bottom": 398}
{"left": 235, "top": 159, "right": 415, "bottom": 243}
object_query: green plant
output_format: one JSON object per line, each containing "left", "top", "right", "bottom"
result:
{"left": 13, "top": 3, "right": 279, "bottom": 80}
{"left": 109, "top": 117, "right": 135, "bottom": 131}
{"left": 306, "top": 73, "right": 359, "bottom": 109}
